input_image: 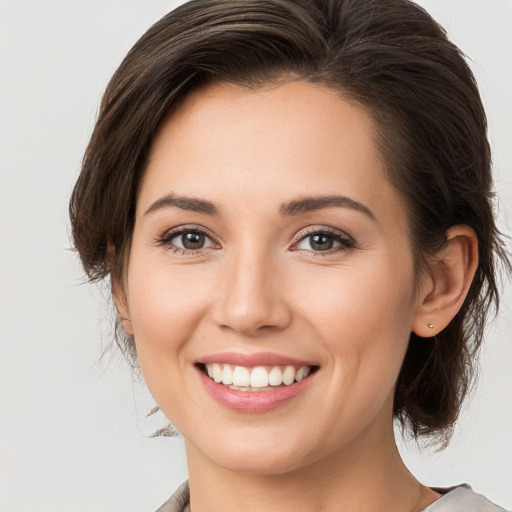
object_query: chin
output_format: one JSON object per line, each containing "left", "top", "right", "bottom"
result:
{"left": 212, "top": 450, "right": 308, "bottom": 476}
{"left": 186, "top": 427, "right": 319, "bottom": 476}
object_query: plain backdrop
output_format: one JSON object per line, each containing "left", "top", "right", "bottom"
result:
{"left": 0, "top": 1, "right": 511, "bottom": 511}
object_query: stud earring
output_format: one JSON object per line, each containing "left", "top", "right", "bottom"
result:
{"left": 427, "top": 323, "right": 434, "bottom": 329}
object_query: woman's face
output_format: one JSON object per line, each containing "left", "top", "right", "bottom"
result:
{"left": 121, "top": 80, "right": 426, "bottom": 474}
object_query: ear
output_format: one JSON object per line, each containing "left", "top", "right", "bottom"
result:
{"left": 112, "top": 281, "right": 134, "bottom": 336}
{"left": 412, "top": 225, "right": 478, "bottom": 337}
{"left": 108, "top": 244, "right": 134, "bottom": 336}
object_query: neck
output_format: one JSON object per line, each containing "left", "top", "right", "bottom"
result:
{"left": 185, "top": 422, "right": 440, "bottom": 512}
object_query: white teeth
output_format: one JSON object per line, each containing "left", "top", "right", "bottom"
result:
{"left": 250, "top": 366, "right": 269, "bottom": 388}
{"left": 232, "top": 366, "right": 250, "bottom": 387}
{"left": 295, "top": 367, "right": 306, "bottom": 382}
{"left": 268, "top": 366, "right": 283, "bottom": 386}
{"left": 295, "top": 366, "right": 311, "bottom": 382}
{"left": 282, "top": 365, "right": 296, "bottom": 385}
{"left": 221, "top": 365, "right": 233, "bottom": 385}
{"left": 212, "top": 363, "right": 222, "bottom": 383}
{"left": 204, "top": 363, "right": 313, "bottom": 389}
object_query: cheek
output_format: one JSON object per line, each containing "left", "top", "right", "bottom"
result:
{"left": 124, "top": 251, "right": 213, "bottom": 396}
{"left": 294, "top": 258, "right": 415, "bottom": 385}
{"left": 297, "top": 256, "right": 415, "bottom": 332}
{"left": 127, "top": 243, "right": 212, "bottom": 334}
{"left": 296, "top": 264, "right": 415, "bottom": 442}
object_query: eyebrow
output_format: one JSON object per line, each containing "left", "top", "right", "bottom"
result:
{"left": 144, "top": 194, "right": 220, "bottom": 216}
{"left": 144, "top": 193, "right": 375, "bottom": 221}
{"left": 280, "top": 195, "right": 376, "bottom": 221}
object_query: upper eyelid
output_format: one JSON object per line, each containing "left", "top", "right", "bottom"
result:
{"left": 160, "top": 224, "right": 218, "bottom": 242}
{"left": 293, "top": 225, "right": 353, "bottom": 242}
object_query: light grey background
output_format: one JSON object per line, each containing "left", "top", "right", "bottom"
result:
{"left": 0, "top": 1, "right": 510, "bottom": 511}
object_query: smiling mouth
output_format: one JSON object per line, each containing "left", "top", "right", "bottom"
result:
{"left": 197, "top": 363, "right": 319, "bottom": 392}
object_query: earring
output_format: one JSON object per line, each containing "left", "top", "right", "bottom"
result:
{"left": 427, "top": 323, "right": 434, "bottom": 329}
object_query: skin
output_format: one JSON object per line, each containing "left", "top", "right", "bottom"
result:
{"left": 116, "top": 80, "right": 478, "bottom": 511}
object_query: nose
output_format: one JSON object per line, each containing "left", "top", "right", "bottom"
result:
{"left": 211, "top": 247, "right": 292, "bottom": 337}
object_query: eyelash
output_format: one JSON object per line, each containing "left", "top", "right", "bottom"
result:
{"left": 156, "top": 225, "right": 355, "bottom": 256}
{"left": 291, "top": 226, "right": 355, "bottom": 256}
{"left": 156, "top": 225, "right": 218, "bottom": 255}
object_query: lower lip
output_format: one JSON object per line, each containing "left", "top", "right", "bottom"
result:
{"left": 196, "top": 367, "right": 316, "bottom": 413}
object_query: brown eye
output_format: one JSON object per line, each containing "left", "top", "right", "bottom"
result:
{"left": 295, "top": 229, "right": 354, "bottom": 253}
{"left": 180, "top": 231, "right": 206, "bottom": 249}
{"left": 309, "top": 234, "right": 334, "bottom": 251}
{"left": 161, "top": 228, "right": 217, "bottom": 253}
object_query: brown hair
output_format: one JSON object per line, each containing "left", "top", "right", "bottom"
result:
{"left": 69, "top": 0, "right": 509, "bottom": 444}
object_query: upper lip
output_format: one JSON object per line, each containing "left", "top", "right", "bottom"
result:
{"left": 197, "top": 351, "right": 317, "bottom": 367}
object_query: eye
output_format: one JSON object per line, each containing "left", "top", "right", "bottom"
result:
{"left": 172, "top": 230, "right": 210, "bottom": 250}
{"left": 293, "top": 228, "right": 354, "bottom": 254}
{"left": 158, "top": 227, "right": 218, "bottom": 253}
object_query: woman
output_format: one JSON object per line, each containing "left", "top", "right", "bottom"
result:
{"left": 69, "top": 0, "right": 509, "bottom": 510}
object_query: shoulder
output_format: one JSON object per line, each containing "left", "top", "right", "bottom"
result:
{"left": 423, "top": 484, "right": 509, "bottom": 512}
{"left": 155, "top": 481, "right": 190, "bottom": 512}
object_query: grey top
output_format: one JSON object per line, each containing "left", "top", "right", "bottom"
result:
{"left": 424, "top": 485, "right": 508, "bottom": 512}
{"left": 156, "top": 481, "right": 508, "bottom": 512}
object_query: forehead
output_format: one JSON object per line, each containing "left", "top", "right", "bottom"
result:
{"left": 139, "top": 80, "right": 407, "bottom": 230}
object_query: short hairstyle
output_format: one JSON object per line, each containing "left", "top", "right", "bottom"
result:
{"left": 69, "top": 0, "right": 509, "bottom": 444}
